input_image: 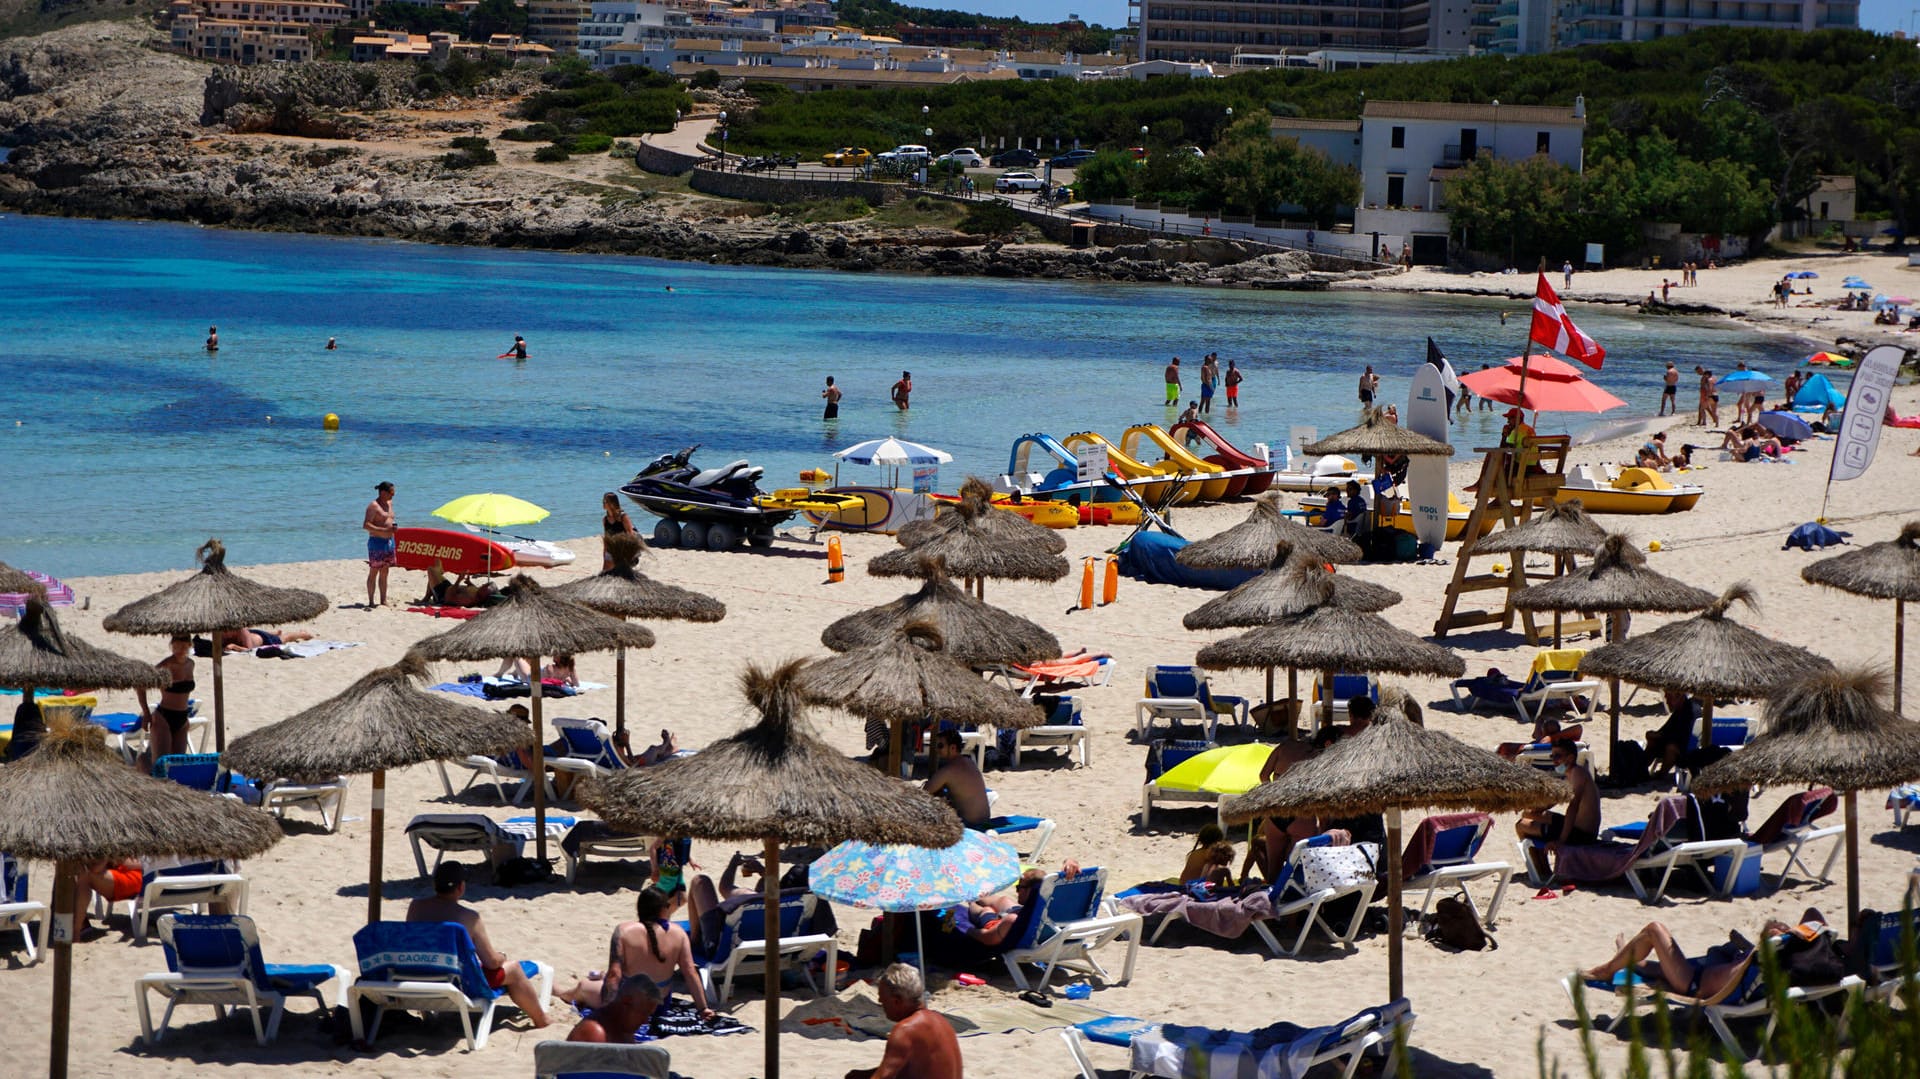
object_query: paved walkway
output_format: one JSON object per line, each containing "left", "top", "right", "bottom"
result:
{"left": 644, "top": 116, "right": 717, "bottom": 158}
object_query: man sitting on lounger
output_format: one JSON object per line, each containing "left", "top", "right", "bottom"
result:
{"left": 924, "top": 729, "right": 991, "bottom": 829}
{"left": 685, "top": 851, "right": 830, "bottom": 958}
{"left": 567, "top": 973, "right": 661, "bottom": 1043}
{"left": 846, "top": 963, "right": 962, "bottom": 1079}
{"left": 1515, "top": 739, "right": 1601, "bottom": 878}
{"left": 407, "top": 863, "right": 549, "bottom": 1029}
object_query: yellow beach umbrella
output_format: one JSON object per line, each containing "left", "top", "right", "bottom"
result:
{"left": 1153, "top": 743, "right": 1274, "bottom": 796}
{"left": 431, "top": 492, "right": 550, "bottom": 529}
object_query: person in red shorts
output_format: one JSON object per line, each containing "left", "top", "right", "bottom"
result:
{"left": 72, "top": 859, "right": 145, "bottom": 942}
{"left": 406, "top": 863, "right": 549, "bottom": 1029}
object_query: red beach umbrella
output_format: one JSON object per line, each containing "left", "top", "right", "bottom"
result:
{"left": 1459, "top": 357, "right": 1626, "bottom": 415}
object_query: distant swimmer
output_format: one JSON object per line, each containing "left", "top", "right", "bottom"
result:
{"left": 326, "top": 336, "right": 337, "bottom": 350}
{"left": 891, "top": 371, "right": 912, "bottom": 411}
{"left": 500, "top": 335, "right": 528, "bottom": 360}
{"left": 664, "top": 286, "right": 675, "bottom": 292}
{"left": 206, "top": 326, "right": 219, "bottom": 352}
{"left": 822, "top": 375, "right": 841, "bottom": 420}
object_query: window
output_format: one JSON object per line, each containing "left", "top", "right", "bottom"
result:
{"left": 1390, "top": 125, "right": 1404, "bottom": 148}
{"left": 1535, "top": 131, "right": 1550, "bottom": 153}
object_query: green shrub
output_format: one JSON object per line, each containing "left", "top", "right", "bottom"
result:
{"left": 787, "top": 197, "right": 872, "bottom": 224}
{"left": 569, "top": 132, "right": 613, "bottom": 154}
{"left": 499, "top": 123, "right": 563, "bottom": 142}
{"left": 956, "top": 201, "right": 1023, "bottom": 236}
{"left": 449, "top": 136, "right": 491, "bottom": 151}
{"left": 690, "top": 68, "right": 721, "bottom": 90}
{"left": 532, "top": 144, "right": 570, "bottom": 162}
{"left": 441, "top": 146, "right": 497, "bottom": 169}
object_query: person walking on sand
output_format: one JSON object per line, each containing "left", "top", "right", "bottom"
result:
{"left": 1199, "top": 353, "right": 1218, "bottom": 414}
{"left": 364, "top": 481, "right": 396, "bottom": 609}
{"left": 1224, "top": 359, "right": 1242, "bottom": 408}
{"left": 1659, "top": 362, "right": 1679, "bottom": 417}
{"left": 822, "top": 376, "right": 842, "bottom": 420}
{"left": 205, "top": 326, "right": 219, "bottom": 353}
{"left": 1163, "top": 357, "right": 1181, "bottom": 405}
{"left": 891, "top": 371, "right": 912, "bottom": 411}
{"left": 1697, "top": 368, "right": 1720, "bottom": 428}
{"left": 1562, "top": 260, "right": 1573, "bottom": 290}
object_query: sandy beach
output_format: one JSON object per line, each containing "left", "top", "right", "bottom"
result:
{"left": 4, "top": 373, "right": 1920, "bottom": 1078}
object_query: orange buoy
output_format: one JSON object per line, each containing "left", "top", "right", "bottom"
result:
{"left": 1078, "top": 557, "right": 1095, "bottom": 610}
{"left": 1101, "top": 555, "right": 1119, "bottom": 605}
{"left": 827, "top": 535, "right": 845, "bottom": 583}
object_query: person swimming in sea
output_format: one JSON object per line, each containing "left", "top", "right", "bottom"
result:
{"left": 509, "top": 335, "right": 528, "bottom": 360}
{"left": 206, "top": 326, "right": 219, "bottom": 352}
{"left": 326, "top": 336, "right": 337, "bottom": 350}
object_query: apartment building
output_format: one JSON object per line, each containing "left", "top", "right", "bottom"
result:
{"left": 1490, "top": 0, "right": 1858, "bottom": 54}
{"left": 526, "top": 0, "right": 589, "bottom": 53}
{"left": 170, "top": 14, "right": 316, "bottom": 63}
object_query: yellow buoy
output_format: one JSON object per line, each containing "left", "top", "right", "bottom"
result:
{"left": 323, "top": 413, "right": 340, "bottom": 431}
{"left": 1491, "top": 563, "right": 1507, "bottom": 574}
{"left": 1648, "top": 540, "right": 1663, "bottom": 552}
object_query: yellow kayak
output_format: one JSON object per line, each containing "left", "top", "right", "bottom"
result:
{"left": 756, "top": 488, "right": 870, "bottom": 514}
{"left": 1553, "top": 466, "right": 1704, "bottom": 514}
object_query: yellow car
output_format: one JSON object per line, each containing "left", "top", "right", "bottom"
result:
{"left": 822, "top": 147, "right": 871, "bottom": 168}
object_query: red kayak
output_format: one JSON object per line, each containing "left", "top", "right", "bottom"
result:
{"left": 1169, "top": 419, "right": 1274, "bottom": 496}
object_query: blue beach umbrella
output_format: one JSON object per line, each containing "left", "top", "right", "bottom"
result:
{"left": 1757, "top": 411, "right": 1814, "bottom": 441}
{"left": 1842, "top": 277, "right": 1872, "bottom": 290}
{"left": 810, "top": 831, "right": 1020, "bottom": 979}
{"left": 1787, "top": 271, "right": 1819, "bottom": 279}
{"left": 1717, "top": 370, "right": 1773, "bottom": 386}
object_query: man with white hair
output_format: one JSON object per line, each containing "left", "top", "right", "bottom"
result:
{"left": 844, "top": 963, "right": 961, "bottom": 1079}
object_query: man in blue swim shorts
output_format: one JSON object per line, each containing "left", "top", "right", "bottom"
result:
{"left": 364, "top": 480, "right": 396, "bottom": 608}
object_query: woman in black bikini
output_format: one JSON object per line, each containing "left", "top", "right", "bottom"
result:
{"left": 1578, "top": 911, "right": 1822, "bottom": 999}
{"left": 135, "top": 634, "right": 195, "bottom": 772}
{"left": 601, "top": 492, "right": 634, "bottom": 570}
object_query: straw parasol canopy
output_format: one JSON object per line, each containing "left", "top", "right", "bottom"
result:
{"left": 0, "top": 715, "right": 282, "bottom": 1079}
{"left": 820, "top": 560, "right": 1060, "bottom": 665}
{"left": 409, "top": 574, "right": 657, "bottom": 864}
{"left": 224, "top": 654, "right": 530, "bottom": 923}
{"left": 547, "top": 532, "right": 723, "bottom": 736}
{"left": 897, "top": 477, "right": 1069, "bottom": 555}
{"left": 1576, "top": 583, "right": 1831, "bottom": 704}
{"left": 1690, "top": 666, "right": 1920, "bottom": 925}
{"left": 582, "top": 659, "right": 962, "bottom": 1079}
{"left": 0, "top": 561, "right": 47, "bottom": 598}
{"left": 0, "top": 598, "right": 171, "bottom": 696}
{"left": 102, "top": 539, "right": 329, "bottom": 752}
{"left": 797, "top": 621, "right": 1046, "bottom": 776}
{"left": 1196, "top": 606, "right": 1466, "bottom": 681}
{"left": 1183, "top": 551, "right": 1400, "bottom": 631}
{"left": 1510, "top": 534, "right": 1716, "bottom": 615}
{"left": 1467, "top": 498, "right": 1607, "bottom": 557}
{"left": 1303, "top": 408, "right": 1454, "bottom": 458}
{"left": 1176, "top": 493, "right": 1362, "bottom": 569}
{"left": 868, "top": 499, "right": 1072, "bottom": 587}
{"left": 1801, "top": 521, "right": 1920, "bottom": 716}
{"left": 1220, "top": 715, "right": 1562, "bottom": 1000}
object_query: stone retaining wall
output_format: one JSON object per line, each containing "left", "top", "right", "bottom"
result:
{"left": 632, "top": 139, "right": 705, "bottom": 176}
{"left": 688, "top": 166, "right": 899, "bottom": 206}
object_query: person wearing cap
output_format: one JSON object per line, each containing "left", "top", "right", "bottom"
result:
{"left": 407, "top": 863, "right": 550, "bottom": 1029}
{"left": 363, "top": 481, "right": 396, "bottom": 609}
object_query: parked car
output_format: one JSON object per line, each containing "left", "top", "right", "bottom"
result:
{"left": 874, "top": 144, "right": 931, "bottom": 164}
{"left": 936, "top": 148, "right": 985, "bottom": 169}
{"left": 821, "top": 147, "right": 871, "bottom": 168}
{"left": 1049, "top": 148, "right": 1097, "bottom": 168}
{"left": 1175, "top": 145, "right": 1206, "bottom": 158}
{"left": 989, "top": 148, "right": 1040, "bottom": 167}
{"left": 994, "top": 170, "right": 1046, "bottom": 193}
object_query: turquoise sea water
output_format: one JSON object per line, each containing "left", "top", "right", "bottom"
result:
{"left": 2, "top": 215, "right": 1808, "bottom": 576}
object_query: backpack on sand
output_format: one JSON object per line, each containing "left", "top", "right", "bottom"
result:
{"left": 1424, "top": 896, "right": 1495, "bottom": 952}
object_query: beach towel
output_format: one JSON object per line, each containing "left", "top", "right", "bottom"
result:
{"left": 429, "top": 677, "right": 607, "bottom": 699}
{"left": 1750, "top": 788, "right": 1835, "bottom": 845}
{"left": 407, "top": 605, "right": 483, "bottom": 620}
{"left": 1400, "top": 813, "right": 1485, "bottom": 885}
{"left": 1118, "top": 886, "right": 1277, "bottom": 941}
{"left": 1784, "top": 522, "right": 1851, "bottom": 551}
{"left": 247, "top": 641, "right": 360, "bottom": 659}
{"left": 1553, "top": 796, "right": 1687, "bottom": 883}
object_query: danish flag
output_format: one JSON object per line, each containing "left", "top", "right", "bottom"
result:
{"left": 1530, "top": 273, "right": 1605, "bottom": 369}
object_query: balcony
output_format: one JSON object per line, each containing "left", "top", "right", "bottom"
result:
{"left": 1494, "top": 1, "right": 1519, "bottom": 18}
{"left": 1493, "top": 22, "right": 1518, "bottom": 39}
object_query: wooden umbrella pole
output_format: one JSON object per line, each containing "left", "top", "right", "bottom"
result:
{"left": 1287, "top": 668, "right": 1298, "bottom": 740}
{"left": 212, "top": 647, "right": 227, "bottom": 753}
{"left": 1385, "top": 807, "right": 1404, "bottom": 1002}
{"left": 50, "top": 859, "right": 74, "bottom": 1079}
{"left": 368, "top": 768, "right": 386, "bottom": 923}
{"left": 615, "top": 644, "right": 628, "bottom": 738}
{"left": 1321, "top": 669, "right": 1333, "bottom": 729}
{"left": 1264, "top": 665, "right": 1274, "bottom": 713}
{"left": 1896, "top": 599, "right": 1906, "bottom": 719}
{"left": 529, "top": 654, "right": 549, "bottom": 865}
{"left": 1698, "top": 696, "right": 1716, "bottom": 756}
{"left": 1844, "top": 790, "right": 1860, "bottom": 929}
{"left": 1606, "top": 612, "right": 1622, "bottom": 777}
{"left": 887, "top": 719, "right": 906, "bottom": 780}
{"left": 763, "top": 837, "right": 782, "bottom": 1079}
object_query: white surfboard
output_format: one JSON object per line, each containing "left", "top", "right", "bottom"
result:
{"left": 1406, "top": 365, "right": 1450, "bottom": 549}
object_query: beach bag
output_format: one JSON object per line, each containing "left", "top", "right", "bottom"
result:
{"left": 494, "top": 857, "right": 554, "bottom": 886}
{"left": 1424, "top": 896, "right": 1495, "bottom": 952}
{"left": 1778, "top": 928, "right": 1848, "bottom": 987}
{"left": 1297, "top": 842, "right": 1378, "bottom": 892}
{"left": 1608, "top": 740, "right": 1650, "bottom": 787}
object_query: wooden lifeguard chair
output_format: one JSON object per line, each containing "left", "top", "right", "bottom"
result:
{"left": 1432, "top": 436, "right": 1600, "bottom": 644}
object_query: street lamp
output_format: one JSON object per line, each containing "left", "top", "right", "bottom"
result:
{"left": 718, "top": 110, "right": 728, "bottom": 171}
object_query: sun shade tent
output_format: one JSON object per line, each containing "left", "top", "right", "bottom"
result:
{"left": 796, "top": 621, "right": 1046, "bottom": 777}
{"left": 1576, "top": 583, "right": 1832, "bottom": 753}
{"left": 581, "top": 660, "right": 962, "bottom": 1079}
{"left": 548, "top": 532, "right": 724, "bottom": 736}
{"left": 1801, "top": 522, "right": 1920, "bottom": 717}
{"left": 222, "top": 655, "right": 529, "bottom": 923}
{"left": 1221, "top": 715, "right": 1563, "bottom": 1000}
{"left": 102, "top": 539, "right": 328, "bottom": 752}
{"left": 1175, "top": 493, "right": 1363, "bottom": 570}
{"left": 408, "top": 575, "right": 656, "bottom": 864}
{"left": 1690, "top": 667, "right": 1920, "bottom": 927}
{"left": 820, "top": 560, "right": 1060, "bottom": 666}
{"left": 0, "top": 620, "right": 280, "bottom": 1079}
{"left": 1510, "top": 534, "right": 1718, "bottom": 758}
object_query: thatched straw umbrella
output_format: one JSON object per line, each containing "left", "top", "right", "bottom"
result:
{"left": 1197, "top": 602, "right": 1464, "bottom": 728}
{"left": 224, "top": 655, "right": 530, "bottom": 922}
{"left": 0, "top": 597, "right": 170, "bottom": 760}
{"left": 897, "top": 477, "right": 1069, "bottom": 555}
{"left": 1176, "top": 493, "right": 1362, "bottom": 569}
{"left": 103, "top": 539, "right": 328, "bottom": 752}
{"left": 1511, "top": 534, "right": 1717, "bottom": 761}
{"left": 874, "top": 484, "right": 1070, "bottom": 600}
{"left": 409, "top": 575, "right": 656, "bottom": 863}
{"left": 1577, "top": 583, "right": 1832, "bottom": 750}
{"left": 1802, "top": 522, "right": 1920, "bottom": 716}
{"left": 1184, "top": 553, "right": 1401, "bottom": 731}
{"left": 1691, "top": 666, "right": 1920, "bottom": 925}
{"left": 1467, "top": 499, "right": 1608, "bottom": 648}
{"left": 581, "top": 660, "right": 962, "bottom": 1079}
{"left": 0, "top": 561, "right": 48, "bottom": 598}
{"left": 548, "top": 532, "right": 724, "bottom": 736}
{"left": 1304, "top": 408, "right": 1455, "bottom": 459}
{"left": 1221, "top": 715, "right": 1564, "bottom": 1000}
{"left": 797, "top": 621, "right": 1046, "bottom": 777}
{"left": 820, "top": 560, "right": 1060, "bottom": 666}
{"left": 0, "top": 713, "right": 282, "bottom": 1078}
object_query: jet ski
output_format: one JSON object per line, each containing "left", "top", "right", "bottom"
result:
{"left": 621, "top": 445, "right": 862, "bottom": 551}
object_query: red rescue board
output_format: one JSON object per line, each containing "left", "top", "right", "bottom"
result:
{"left": 393, "top": 527, "right": 516, "bottom": 575}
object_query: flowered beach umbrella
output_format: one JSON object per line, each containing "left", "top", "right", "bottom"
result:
{"left": 809, "top": 831, "right": 1021, "bottom": 980}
